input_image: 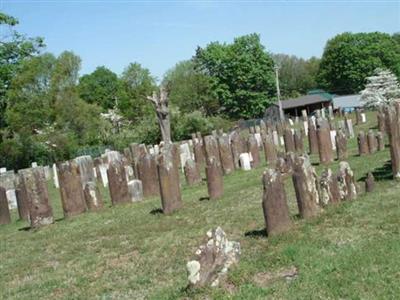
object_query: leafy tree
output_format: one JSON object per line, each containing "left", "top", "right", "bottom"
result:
{"left": 318, "top": 32, "right": 400, "bottom": 94}
{"left": 118, "top": 62, "right": 156, "bottom": 121}
{"left": 194, "top": 33, "right": 276, "bottom": 119}
{"left": 272, "top": 54, "right": 320, "bottom": 98}
{"left": 163, "top": 60, "right": 219, "bottom": 115}
{"left": 78, "top": 66, "right": 119, "bottom": 110}
{"left": 0, "top": 12, "right": 44, "bottom": 127}
{"left": 361, "top": 68, "right": 400, "bottom": 108}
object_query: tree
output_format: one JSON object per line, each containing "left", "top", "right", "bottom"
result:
{"left": 162, "top": 60, "right": 218, "bottom": 115}
{"left": 272, "top": 54, "right": 320, "bottom": 98}
{"left": 360, "top": 68, "right": 400, "bottom": 108}
{"left": 194, "top": 33, "right": 276, "bottom": 119}
{"left": 78, "top": 66, "right": 119, "bottom": 110}
{"left": 318, "top": 32, "right": 400, "bottom": 94}
{"left": 0, "top": 12, "right": 44, "bottom": 127}
{"left": 118, "top": 62, "right": 156, "bottom": 121}
{"left": 147, "top": 87, "right": 171, "bottom": 143}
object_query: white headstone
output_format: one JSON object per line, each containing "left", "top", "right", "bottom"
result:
{"left": 98, "top": 164, "right": 108, "bottom": 187}
{"left": 31, "top": 162, "right": 38, "bottom": 168}
{"left": 346, "top": 119, "right": 354, "bottom": 138}
{"left": 0, "top": 167, "right": 6, "bottom": 174}
{"left": 125, "top": 165, "right": 134, "bottom": 182}
{"left": 330, "top": 130, "right": 337, "bottom": 150}
{"left": 272, "top": 131, "right": 279, "bottom": 146}
{"left": 321, "top": 109, "right": 326, "bottom": 119}
{"left": 254, "top": 133, "right": 262, "bottom": 147}
{"left": 310, "top": 116, "right": 316, "bottom": 126}
{"left": 288, "top": 119, "right": 294, "bottom": 126}
{"left": 43, "top": 166, "right": 51, "bottom": 180}
{"left": 361, "top": 113, "right": 366, "bottom": 123}
{"left": 303, "top": 121, "right": 309, "bottom": 136}
{"left": 180, "top": 143, "right": 191, "bottom": 172}
{"left": 279, "top": 136, "right": 285, "bottom": 146}
{"left": 52, "top": 163, "right": 59, "bottom": 188}
{"left": 239, "top": 153, "right": 251, "bottom": 171}
{"left": 128, "top": 179, "right": 143, "bottom": 202}
{"left": 6, "top": 189, "right": 17, "bottom": 209}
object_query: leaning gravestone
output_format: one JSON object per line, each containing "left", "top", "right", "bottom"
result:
{"left": 186, "top": 227, "right": 240, "bottom": 288}
{"left": 319, "top": 168, "right": 341, "bottom": 205}
{"left": 217, "top": 134, "right": 235, "bottom": 175}
{"left": 157, "top": 143, "right": 182, "bottom": 214}
{"left": 0, "top": 187, "right": 11, "bottom": 225}
{"left": 57, "top": 160, "right": 87, "bottom": 217}
{"left": 262, "top": 168, "right": 292, "bottom": 236}
{"left": 18, "top": 167, "right": 53, "bottom": 228}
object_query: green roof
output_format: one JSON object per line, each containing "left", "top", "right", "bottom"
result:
{"left": 307, "top": 89, "right": 333, "bottom": 100}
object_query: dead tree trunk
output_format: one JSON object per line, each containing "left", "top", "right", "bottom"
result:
{"left": 147, "top": 87, "right": 171, "bottom": 143}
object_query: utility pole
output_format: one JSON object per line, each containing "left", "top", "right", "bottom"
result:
{"left": 274, "top": 65, "right": 284, "bottom": 121}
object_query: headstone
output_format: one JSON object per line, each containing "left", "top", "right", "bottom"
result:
{"left": 262, "top": 132, "right": 278, "bottom": 166}
{"left": 357, "top": 131, "right": 369, "bottom": 156}
{"left": 229, "top": 131, "right": 242, "bottom": 170}
{"left": 74, "top": 155, "right": 96, "bottom": 188}
{"left": 6, "top": 189, "right": 17, "bottom": 210}
{"left": 335, "top": 130, "right": 348, "bottom": 160}
{"left": 345, "top": 118, "right": 354, "bottom": 138}
{"left": 180, "top": 143, "right": 192, "bottom": 172}
{"left": 319, "top": 168, "right": 341, "bottom": 205}
{"left": 361, "top": 113, "right": 366, "bottom": 124}
{"left": 97, "top": 164, "right": 108, "bottom": 187}
{"left": 186, "top": 227, "right": 240, "bottom": 288}
{"left": 337, "top": 161, "right": 357, "bottom": 201}
{"left": 52, "top": 163, "right": 59, "bottom": 188}
{"left": 137, "top": 153, "right": 159, "bottom": 197}
{"left": 83, "top": 181, "right": 103, "bottom": 211}
{"left": 283, "top": 127, "right": 295, "bottom": 153}
{"left": 262, "top": 168, "right": 292, "bottom": 235}
{"left": 355, "top": 108, "right": 362, "bottom": 125}
{"left": 308, "top": 119, "right": 319, "bottom": 155}
{"left": 254, "top": 133, "right": 262, "bottom": 148}
{"left": 317, "top": 118, "right": 334, "bottom": 164}
{"left": 193, "top": 139, "right": 205, "bottom": 166}
{"left": 367, "top": 130, "right": 377, "bottom": 154}
{"left": 15, "top": 177, "right": 29, "bottom": 221}
{"left": 205, "top": 156, "right": 224, "bottom": 200}
{"left": 57, "top": 161, "right": 87, "bottom": 217}
{"left": 184, "top": 159, "right": 202, "bottom": 186}
{"left": 18, "top": 167, "right": 53, "bottom": 228}
{"left": 0, "top": 187, "right": 11, "bottom": 224}
{"left": 217, "top": 134, "right": 234, "bottom": 175}
{"left": 294, "top": 130, "right": 304, "bottom": 153}
{"left": 272, "top": 130, "right": 279, "bottom": 146}
{"left": 127, "top": 180, "right": 143, "bottom": 202}
{"left": 289, "top": 154, "right": 320, "bottom": 218}
{"left": 303, "top": 121, "right": 309, "bottom": 136}
{"left": 203, "top": 135, "right": 222, "bottom": 171}
{"left": 31, "top": 162, "right": 38, "bottom": 168}
{"left": 107, "top": 159, "right": 131, "bottom": 205}
{"left": 377, "top": 109, "right": 386, "bottom": 134}
{"left": 376, "top": 131, "right": 385, "bottom": 151}
{"left": 330, "top": 130, "right": 337, "bottom": 150}
{"left": 239, "top": 153, "right": 251, "bottom": 171}
{"left": 384, "top": 104, "right": 400, "bottom": 180}
{"left": 301, "top": 109, "right": 308, "bottom": 121}
{"left": 43, "top": 166, "right": 51, "bottom": 181}
{"left": 248, "top": 135, "right": 260, "bottom": 168}
{"left": 365, "top": 172, "right": 375, "bottom": 193}
{"left": 328, "top": 105, "right": 334, "bottom": 120}
{"left": 157, "top": 143, "right": 182, "bottom": 214}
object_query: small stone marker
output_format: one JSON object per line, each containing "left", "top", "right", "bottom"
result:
{"left": 157, "top": 143, "right": 182, "bottom": 214}
{"left": 361, "top": 113, "right": 366, "bottom": 123}
{"left": 337, "top": 161, "right": 357, "bottom": 201}
{"left": 127, "top": 179, "right": 143, "bottom": 202}
{"left": 83, "top": 181, "right": 104, "bottom": 211}
{"left": 262, "top": 168, "right": 292, "bottom": 235}
{"left": 186, "top": 227, "right": 240, "bottom": 288}
{"left": 239, "top": 153, "right": 252, "bottom": 171}
{"left": 365, "top": 172, "right": 375, "bottom": 193}
{"left": 0, "top": 187, "right": 11, "bottom": 225}
{"left": 184, "top": 159, "right": 202, "bottom": 186}
{"left": 205, "top": 156, "right": 224, "bottom": 199}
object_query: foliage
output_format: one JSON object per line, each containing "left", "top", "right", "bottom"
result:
{"left": 318, "top": 32, "right": 400, "bottom": 94}
{"left": 78, "top": 66, "right": 119, "bottom": 110}
{"left": 0, "top": 12, "right": 45, "bottom": 128}
{"left": 163, "top": 60, "right": 219, "bottom": 116}
{"left": 272, "top": 54, "right": 320, "bottom": 98}
{"left": 361, "top": 68, "right": 400, "bottom": 108}
{"left": 194, "top": 33, "right": 276, "bottom": 119}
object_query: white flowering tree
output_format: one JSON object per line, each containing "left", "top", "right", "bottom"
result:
{"left": 361, "top": 69, "right": 400, "bottom": 108}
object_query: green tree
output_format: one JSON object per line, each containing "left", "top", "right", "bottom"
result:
{"left": 318, "top": 32, "right": 400, "bottom": 94}
{"left": 194, "top": 33, "right": 276, "bottom": 119}
{"left": 0, "top": 12, "right": 44, "bottom": 127}
{"left": 118, "top": 62, "right": 156, "bottom": 121}
{"left": 78, "top": 66, "right": 119, "bottom": 110}
{"left": 163, "top": 60, "right": 219, "bottom": 115}
{"left": 272, "top": 54, "right": 320, "bottom": 98}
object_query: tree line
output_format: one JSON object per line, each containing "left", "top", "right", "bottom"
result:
{"left": 1, "top": 11, "right": 399, "bottom": 170}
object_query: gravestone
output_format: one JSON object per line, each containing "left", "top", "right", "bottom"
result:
{"left": 107, "top": 159, "right": 130, "bottom": 205}
{"left": 367, "top": 130, "right": 377, "bottom": 154}
{"left": 294, "top": 130, "right": 304, "bottom": 153}
{"left": 361, "top": 113, "right": 366, "bottom": 123}
{"left": 377, "top": 109, "right": 386, "bottom": 134}
{"left": 0, "top": 187, "right": 11, "bottom": 225}
{"left": 157, "top": 143, "right": 182, "bottom": 214}
{"left": 330, "top": 130, "right": 337, "bottom": 150}
{"left": 15, "top": 177, "right": 29, "bottom": 221}
{"left": 345, "top": 117, "right": 354, "bottom": 138}
{"left": 6, "top": 189, "right": 17, "bottom": 210}
{"left": 52, "top": 163, "right": 59, "bottom": 188}
{"left": 205, "top": 156, "right": 224, "bottom": 200}
{"left": 283, "top": 127, "right": 295, "bottom": 153}
{"left": 272, "top": 130, "right": 279, "bottom": 146}
{"left": 127, "top": 180, "right": 143, "bottom": 202}
{"left": 308, "top": 119, "right": 319, "bottom": 154}
{"left": 335, "top": 130, "right": 348, "bottom": 160}
{"left": 365, "top": 172, "right": 375, "bottom": 193}
{"left": 193, "top": 139, "right": 205, "bottom": 166}
{"left": 357, "top": 131, "right": 369, "bottom": 156}
{"left": 317, "top": 118, "right": 334, "bottom": 164}
{"left": 248, "top": 135, "right": 260, "bottom": 168}
{"left": 337, "top": 161, "right": 357, "bottom": 201}
{"left": 262, "top": 168, "right": 292, "bottom": 235}
{"left": 239, "top": 153, "right": 251, "bottom": 171}
{"left": 262, "top": 132, "right": 278, "bottom": 166}
{"left": 180, "top": 143, "right": 192, "bottom": 172}
{"left": 137, "top": 153, "right": 160, "bottom": 197}
{"left": 74, "top": 155, "right": 96, "bottom": 188}
{"left": 83, "top": 181, "right": 103, "bottom": 211}
{"left": 217, "top": 134, "right": 235, "bottom": 175}
{"left": 203, "top": 135, "right": 222, "bottom": 170}
{"left": 376, "top": 131, "right": 385, "bottom": 151}
{"left": 229, "top": 131, "right": 242, "bottom": 170}
{"left": 57, "top": 161, "right": 87, "bottom": 217}
{"left": 384, "top": 104, "right": 400, "bottom": 179}
{"left": 184, "top": 159, "right": 202, "bottom": 186}
{"left": 319, "top": 168, "right": 341, "bottom": 205}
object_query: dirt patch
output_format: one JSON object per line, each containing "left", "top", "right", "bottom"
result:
{"left": 253, "top": 266, "right": 298, "bottom": 287}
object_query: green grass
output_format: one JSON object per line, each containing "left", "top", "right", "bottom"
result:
{"left": 1, "top": 111, "right": 399, "bottom": 299}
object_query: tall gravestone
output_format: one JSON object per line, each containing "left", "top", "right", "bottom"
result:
{"left": 0, "top": 187, "right": 11, "bottom": 224}
{"left": 248, "top": 135, "right": 260, "bottom": 168}
{"left": 367, "top": 130, "right": 377, "bottom": 154}
{"left": 137, "top": 153, "right": 160, "bottom": 197}
{"left": 205, "top": 156, "right": 224, "bottom": 200}
{"left": 184, "top": 159, "right": 202, "bottom": 186}
{"left": 107, "top": 159, "right": 131, "bottom": 205}
{"left": 357, "top": 131, "right": 369, "bottom": 156}
{"left": 262, "top": 132, "right": 278, "bottom": 166}
{"left": 317, "top": 118, "right": 334, "bottom": 164}
{"left": 283, "top": 127, "right": 295, "bottom": 153}
{"left": 262, "top": 168, "right": 292, "bottom": 236}
{"left": 384, "top": 104, "right": 400, "bottom": 180}
{"left": 376, "top": 131, "right": 385, "bottom": 151}
{"left": 308, "top": 119, "right": 319, "bottom": 155}
{"left": 335, "top": 129, "right": 348, "bottom": 160}
{"left": 217, "top": 134, "right": 235, "bottom": 175}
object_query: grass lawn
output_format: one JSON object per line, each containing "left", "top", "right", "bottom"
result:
{"left": 1, "top": 111, "right": 399, "bottom": 299}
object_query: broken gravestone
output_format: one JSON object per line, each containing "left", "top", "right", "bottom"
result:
{"left": 186, "top": 227, "right": 240, "bottom": 288}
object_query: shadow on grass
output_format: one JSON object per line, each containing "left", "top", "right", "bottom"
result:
{"left": 199, "top": 196, "right": 210, "bottom": 201}
{"left": 245, "top": 228, "right": 267, "bottom": 239}
{"left": 358, "top": 160, "right": 393, "bottom": 182}
{"left": 149, "top": 208, "right": 163, "bottom": 215}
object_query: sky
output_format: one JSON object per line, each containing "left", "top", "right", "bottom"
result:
{"left": 2, "top": 0, "right": 399, "bottom": 80}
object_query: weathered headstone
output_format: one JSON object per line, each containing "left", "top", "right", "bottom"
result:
{"left": 205, "top": 156, "right": 224, "bottom": 200}
{"left": 376, "top": 131, "right": 385, "bottom": 151}
{"left": 317, "top": 118, "right": 334, "bottom": 164}
{"left": 357, "top": 131, "right": 369, "bottom": 156}
{"left": 57, "top": 161, "right": 87, "bottom": 217}
{"left": 337, "top": 161, "right": 357, "bottom": 201}
{"left": 335, "top": 130, "right": 348, "bottom": 160}
{"left": 290, "top": 154, "right": 320, "bottom": 218}
{"left": 15, "top": 178, "right": 29, "bottom": 221}
{"left": 217, "top": 134, "right": 234, "bottom": 175}
{"left": 180, "top": 143, "right": 192, "bottom": 172}
{"left": 365, "top": 172, "right": 375, "bottom": 193}
{"left": 137, "top": 153, "right": 159, "bottom": 197}
{"left": 377, "top": 109, "right": 386, "bottom": 134}
{"left": 186, "top": 227, "right": 240, "bottom": 288}
{"left": 283, "top": 127, "right": 295, "bottom": 153}
{"left": 203, "top": 135, "right": 222, "bottom": 169}
{"left": 367, "top": 130, "right": 377, "bottom": 154}
{"left": 6, "top": 189, "right": 17, "bottom": 210}
{"left": 0, "top": 187, "right": 11, "bottom": 225}
{"left": 384, "top": 104, "right": 400, "bottom": 180}
{"left": 272, "top": 130, "right": 279, "bottom": 146}
{"left": 52, "top": 163, "right": 59, "bottom": 188}
{"left": 319, "top": 168, "right": 341, "bottom": 205}
{"left": 239, "top": 153, "right": 252, "bottom": 171}
{"left": 248, "top": 135, "right": 260, "bottom": 168}
{"left": 127, "top": 179, "right": 143, "bottom": 202}
{"left": 229, "top": 131, "right": 242, "bottom": 170}
{"left": 107, "top": 159, "right": 131, "bottom": 205}
{"left": 294, "top": 130, "right": 304, "bottom": 153}
{"left": 157, "top": 143, "right": 182, "bottom": 214}
{"left": 355, "top": 108, "right": 362, "bottom": 125}
{"left": 345, "top": 117, "right": 354, "bottom": 138}
{"left": 308, "top": 119, "right": 319, "bottom": 155}
{"left": 330, "top": 130, "right": 337, "bottom": 150}
{"left": 184, "top": 159, "right": 202, "bottom": 186}
{"left": 262, "top": 168, "right": 292, "bottom": 235}
{"left": 193, "top": 139, "right": 205, "bottom": 166}
{"left": 262, "top": 132, "right": 278, "bottom": 166}
{"left": 18, "top": 167, "right": 53, "bottom": 228}
{"left": 74, "top": 155, "right": 96, "bottom": 188}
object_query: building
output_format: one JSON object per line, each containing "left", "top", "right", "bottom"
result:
{"left": 332, "top": 94, "right": 362, "bottom": 112}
